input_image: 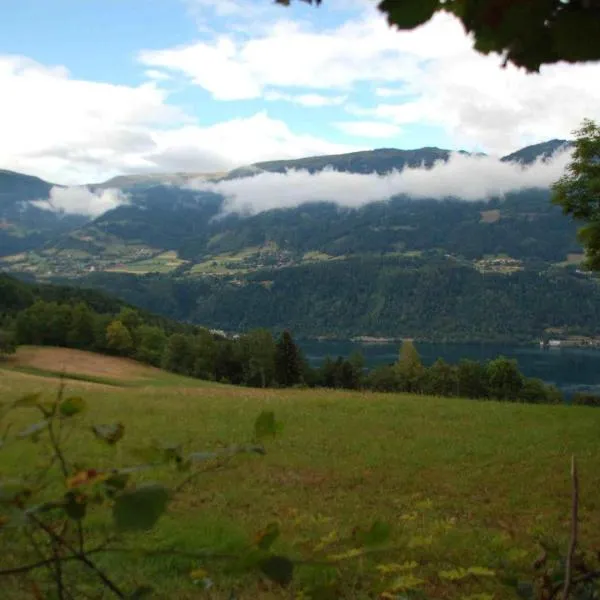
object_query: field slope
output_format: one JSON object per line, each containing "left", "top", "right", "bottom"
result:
{"left": 1, "top": 351, "right": 599, "bottom": 598}
{"left": 1, "top": 346, "right": 207, "bottom": 387}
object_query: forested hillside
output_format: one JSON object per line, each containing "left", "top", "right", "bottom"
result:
{"left": 1, "top": 140, "right": 593, "bottom": 342}
{"left": 0, "top": 274, "right": 568, "bottom": 405}
{"left": 73, "top": 255, "right": 600, "bottom": 342}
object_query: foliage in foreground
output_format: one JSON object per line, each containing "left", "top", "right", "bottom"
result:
{"left": 553, "top": 119, "right": 600, "bottom": 271}
{"left": 1, "top": 385, "right": 600, "bottom": 599}
{"left": 279, "top": 0, "right": 600, "bottom": 72}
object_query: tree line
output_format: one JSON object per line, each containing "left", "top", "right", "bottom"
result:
{"left": 0, "top": 274, "right": 571, "bottom": 405}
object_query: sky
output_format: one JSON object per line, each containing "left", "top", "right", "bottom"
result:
{"left": 1, "top": 0, "right": 600, "bottom": 186}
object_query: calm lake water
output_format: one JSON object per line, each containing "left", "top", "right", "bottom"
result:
{"left": 299, "top": 340, "right": 600, "bottom": 397}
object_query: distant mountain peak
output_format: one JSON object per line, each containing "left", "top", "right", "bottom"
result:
{"left": 500, "top": 139, "right": 572, "bottom": 165}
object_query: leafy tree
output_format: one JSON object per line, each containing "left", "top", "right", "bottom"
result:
{"left": 192, "top": 329, "right": 217, "bottom": 380}
{"left": 135, "top": 324, "right": 167, "bottom": 366}
{"left": 106, "top": 320, "right": 134, "bottom": 357}
{"left": 92, "top": 313, "right": 112, "bottom": 352}
{"left": 347, "top": 351, "right": 366, "bottom": 389}
{"left": 214, "top": 339, "right": 245, "bottom": 384}
{"left": 486, "top": 356, "right": 524, "bottom": 400}
{"left": 239, "top": 329, "right": 276, "bottom": 387}
{"left": 320, "top": 356, "right": 339, "bottom": 388}
{"left": 520, "top": 377, "right": 562, "bottom": 404}
{"left": 117, "top": 307, "right": 142, "bottom": 332}
{"left": 274, "top": 330, "right": 302, "bottom": 387}
{"left": 280, "top": 0, "right": 600, "bottom": 72}
{"left": 15, "top": 300, "right": 71, "bottom": 347}
{"left": 67, "top": 302, "right": 96, "bottom": 349}
{"left": 395, "top": 340, "right": 424, "bottom": 392}
{"left": 161, "top": 333, "right": 195, "bottom": 374}
{"left": 572, "top": 392, "right": 600, "bottom": 407}
{"left": 366, "top": 365, "right": 400, "bottom": 392}
{"left": 552, "top": 119, "right": 600, "bottom": 269}
{"left": 423, "top": 358, "right": 458, "bottom": 397}
{"left": 457, "top": 359, "right": 489, "bottom": 399}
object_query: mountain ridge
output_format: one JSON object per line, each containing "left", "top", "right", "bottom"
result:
{"left": 0, "top": 138, "right": 572, "bottom": 193}
{"left": 0, "top": 136, "right": 590, "bottom": 344}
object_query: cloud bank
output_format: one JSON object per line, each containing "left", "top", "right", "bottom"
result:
{"left": 32, "top": 186, "right": 129, "bottom": 217}
{"left": 189, "top": 149, "right": 572, "bottom": 215}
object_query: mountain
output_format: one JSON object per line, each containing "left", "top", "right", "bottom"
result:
{"left": 93, "top": 171, "right": 226, "bottom": 189}
{"left": 246, "top": 147, "right": 457, "bottom": 175}
{"left": 500, "top": 139, "right": 571, "bottom": 164}
{"left": 2, "top": 139, "right": 592, "bottom": 343}
{"left": 0, "top": 170, "right": 88, "bottom": 256}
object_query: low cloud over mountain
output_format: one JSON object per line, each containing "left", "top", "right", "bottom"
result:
{"left": 188, "top": 148, "right": 572, "bottom": 215}
{"left": 32, "top": 186, "right": 129, "bottom": 217}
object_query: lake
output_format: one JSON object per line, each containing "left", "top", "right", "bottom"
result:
{"left": 300, "top": 340, "right": 600, "bottom": 397}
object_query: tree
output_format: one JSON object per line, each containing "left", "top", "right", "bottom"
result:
{"left": 552, "top": 119, "right": 600, "bottom": 269}
{"left": 274, "top": 330, "right": 302, "bottom": 387}
{"left": 347, "top": 351, "right": 366, "bottom": 389}
{"left": 192, "top": 329, "right": 217, "bottom": 380}
{"left": 239, "top": 329, "right": 276, "bottom": 388}
{"left": 280, "top": 0, "right": 600, "bottom": 72}
{"left": 366, "top": 365, "right": 400, "bottom": 392}
{"left": 423, "top": 359, "right": 458, "bottom": 397}
{"left": 135, "top": 325, "right": 167, "bottom": 366}
{"left": 457, "top": 359, "right": 489, "bottom": 399}
{"left": 162, "top": 333, "right": 195, "bottom": 375}
{"left": 15, "top": 300, "right": 71, "bottom": 347}
{"left": 395, "top": 340, "right": 424, "bottom": 392}
{"left": 486, "top": 356, "right": 523, "bottom": 400}
{"left": 520, "top": 377, "right": 562, "bottom": 404}
{"left": 67, "top": 302, "right": 96, "bottom": 349}
{"left": 106, "top": 320, "right": 134, "bottom": 357}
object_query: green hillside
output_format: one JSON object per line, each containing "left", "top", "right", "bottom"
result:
{"left": 1, "top": 364, "right": 599, "bottom": 598}
{"left": 1, "top": 140, "right": 591, "bottom": 342}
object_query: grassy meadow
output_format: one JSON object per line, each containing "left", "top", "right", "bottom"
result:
{"left": 1, "top": 347, "right": 600, "bottom": 599}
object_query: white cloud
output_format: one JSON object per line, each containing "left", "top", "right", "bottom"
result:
{"left": 140, "top": 9, "right": 600, "bottom": 154}
{"left": 144, "top": 69, "right": 172, "bottom": 81}
{"left": 31, "top": 186, "right": 128, "bottom": 217}
{"left": 147, "top": 111, "right": 357, "bottom": 171}
{"left": 375, "top": 87, "right": 411, "bottom": 98}
{"left": 335, "top": 121, "right": 401, "bottom": 138}
{"left": 190, "top": 149, "right": 572, "bottom": 215}
{"left": 265, "top": 90, "right": 347, "bottom": 107}
{"left": 0, "top": 55, "right": 357, "bottom": 184}
{"left": 138, "top": 13, "right": 429, "bottom": 100}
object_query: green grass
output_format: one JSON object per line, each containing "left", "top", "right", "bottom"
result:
{"left": 1, "top": 365, "right": 600, "bottom": 598}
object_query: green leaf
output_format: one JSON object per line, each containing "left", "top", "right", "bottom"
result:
{"left": 17, "top": 420, "right": 48, "bottom": 440}
{"left": 254, "top": 411, "right": 280, "bottom": 441}
{"left": 113, "top": 483, "right": 169, "bottom": 532}
{"left": 92, "top": 423, "right": 124, "bottom": 445}
{"left": 378, "top": 0, "right": 438, "bottom": 30}
{"left": 355, "top": 520, "right": 391, "bottom": 547}
{"left": 259, "top": 555, "right": 294, "bottom": 587}
{"left": 63, "top": 491, "right": 87, "bottom": 521}
{"left": 255, "top": 522, "right": 280, "bottom": 550}
{"left": 59, "top": 396, "right": 86, "bottom": 417}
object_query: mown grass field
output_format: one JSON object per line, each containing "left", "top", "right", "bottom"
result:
{"left": 1, "top": 348, "right": 600, "bottom": 599}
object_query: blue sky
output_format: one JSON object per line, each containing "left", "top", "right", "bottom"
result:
{"left": 1, "top": 0, "right": 599, "bottom": 184}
